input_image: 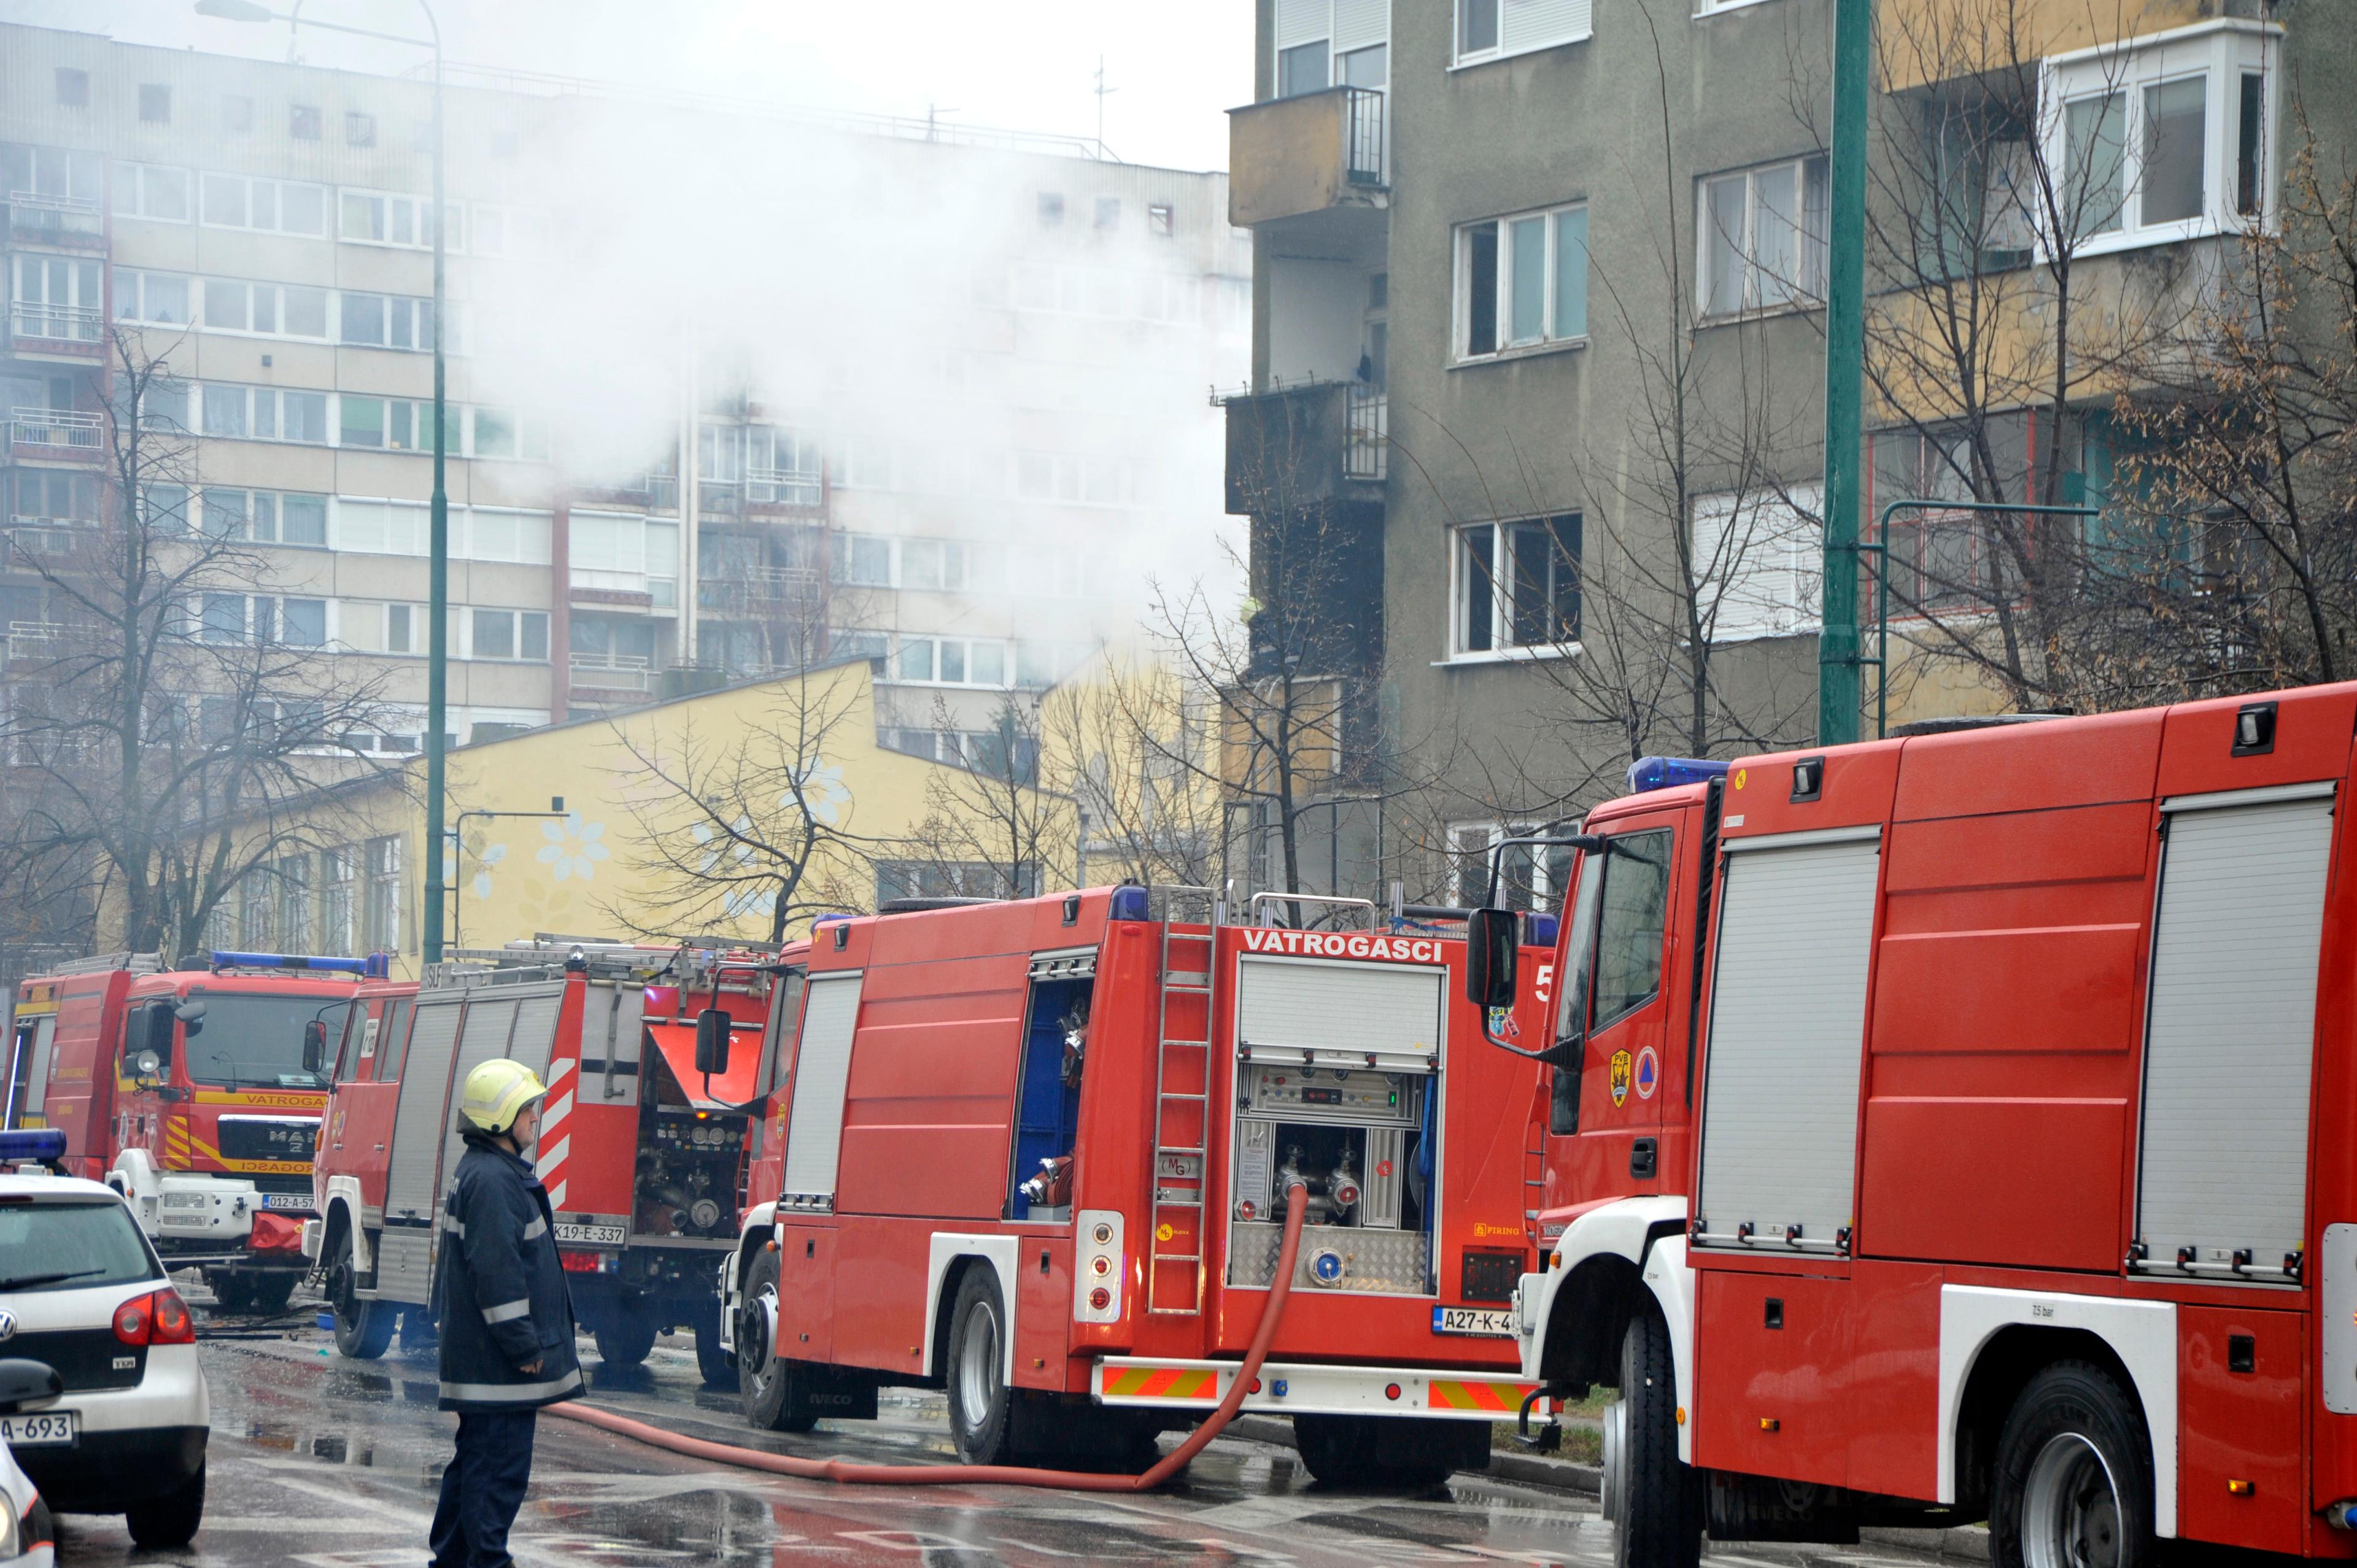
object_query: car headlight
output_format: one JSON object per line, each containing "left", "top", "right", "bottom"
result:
{"left": 0, "top": 1493, "right": 21, "bottom": 1559}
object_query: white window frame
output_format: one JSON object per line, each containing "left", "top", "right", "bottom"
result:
{"left": 112, "top": 163, "right": 193, "bottom": 223}
{"left": 469, "top": 405, "right": 548, "bottom": 462}
{"left": 1448, "top": 821, "right": 1577, "bottom": 908}
{"left": 1452, "top": 0, "right": 1593, "bottom": 69}
{"left": 2037, "top": 19, "right": 2279, "bottom": 260}
{"left": 1696, "top": 153, "right": 1830, "bottom": 321}
{"left": 338, "top": 187, "right": 462, "bottom": 252}
{"left": 1693, "top": 0, "right": 1776, "bottom": 15}
{"left": 197, "top": 383, "right": 330, "bottom": 445}
{"left": 887, "top": 635, "right": 1016, "bottom": 690}
{"left": 1453, "top": 201, "right": 1590, "bottom": 363}
{"left": 198, "top": 276, "right": 333, "bottom": 341}
{"left": 1692, "top": 484, "right": 1824, "bottom": 643}
{"left": 118, "top": 269, "right": 194, "bottom": 327}
{"left": 197, "top": 593, "right": 330, "bottom": 647}
{"left": 198, "top": 172, "right": 329, "bottom": 237}
{"left": 1445, "top": 515, "right": 1583, "bottom": 661}
{"left": 196, "top": 486, "right": 330, "bottom": 549}
{"left": 465, "top": 607, "right": 550, "bottom": 664}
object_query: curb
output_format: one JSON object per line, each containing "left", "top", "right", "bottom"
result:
{"left": 1862, "top": 1525, "right": 1992, "bottom": 1562}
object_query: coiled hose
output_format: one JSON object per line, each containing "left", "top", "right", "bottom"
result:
{"left": 547, "top": 1181, "right": 1310, "bottom": 1491}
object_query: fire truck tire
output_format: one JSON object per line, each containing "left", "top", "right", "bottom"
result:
{"left": 1291, "top": 1414, "right": 1479, "bottom": 1488}
{"left": 595, "top": 1307, "right": 659, "bottom": 1368}
{"left": 740, "top": 1252, "right": 820, "bottom": 1434}
{"left": 693, "top": 1312, "right": 735, "bottom": 1389}
{"left": 330, "top": 1231, "right": 396, "bottom": 1359}
{"left": 1989, "top": 1362, "right": 2154, "bottom": 1568}
{"left": 211, "top": 1273, "right": 253, "bottom": 1313}
{"left": 248, "top": 1273, "right": 296, "bottom": 1315}
{"left": 945, "top": 1267, "right": 1018, "bottom": 1466}
{"left": 123, "top": 1460, "right": 204, "bottom": 1548}
{"left": 1610, "top": 1303, "right": 1702, "bottom": 1568}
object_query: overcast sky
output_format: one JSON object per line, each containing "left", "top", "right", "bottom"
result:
{"left": 16, "top": 0, "right": 1254, "bottom": 172}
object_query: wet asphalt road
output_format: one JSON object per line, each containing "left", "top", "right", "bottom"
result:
{"left": 50, "top": 1318, "right": 1968, "bottom": 1568}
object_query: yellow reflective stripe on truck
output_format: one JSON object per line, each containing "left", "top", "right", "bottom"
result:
{"left": 1426, "top": 1378, "right": 1537, "bottom": 1413}
{"left": 1101, "top": 1365, "right": 1220, "bottom": 1400}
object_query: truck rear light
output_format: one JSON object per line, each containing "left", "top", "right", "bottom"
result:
{"left": 1090, "top": 1256, "right": 1110, "bottom": 1276}
{"left": 560, "top": 1248, "right": 616, "bottom": 1275}
{"left": 1385, "top": 1383, "right": 1401, "bottom": 1400}
{"left": 113, "top": 1288, "right": 193, "bottom": 1346}
{"left": 1088, "top": 1287, "right": 1110, "bottom": 1310}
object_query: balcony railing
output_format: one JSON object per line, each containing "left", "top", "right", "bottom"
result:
{"left": 6, "top": 622, "right": 63, "bottom": 661}
{"left": 9, "top": 303, "right": 103, "bottom": 345}
{"left": 3, "top": 520, "right": 96, "bottom": 560}
{"left": 568, "top": 653, "right": 652, "bottom": 692}
{"left": 7, "top": 190, "right": 104, "bottom": 238}
{"left": 1343, "top": 87, "right": 1384, "bottom": 188}
{"left": 9, "top": 409, "right": 103, "bottom": 454}
{"left": 746, "top": 466, "right": 824, "bottom": 508}
{"left": 1346, "top": 387, "right": 1388, "bottom": 481}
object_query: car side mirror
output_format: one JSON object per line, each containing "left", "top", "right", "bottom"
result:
{"left": 0, "top": 1359, "right": 61, "bottom": 1416}
{"left": 301, "top": 1019, "right": 328, "bottom": 1076}
{"left": 694, "top": 1008, "right": 731, "bottom": 1076}
{"left": 1465, "top": 908, "right": 1519, "bottom": 1011}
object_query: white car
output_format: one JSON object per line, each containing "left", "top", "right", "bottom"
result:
{"left": 0, "top": 1162, "right": 209, "bottom": 1548}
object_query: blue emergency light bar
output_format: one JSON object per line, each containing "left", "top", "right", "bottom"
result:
{"left": 0, "top": 1129, "right": 66, "bottom": 1164}
{"left": 1525, "top": 912, "right": 1560, "bottom": 946}
{"left": 1626, "top": 756, "right": 1733, "bottom": 794}
{"left": 1109, "top": 885, "right": 1151, "bottom": 922}
{"left": 209, "top": 951, "right": 372, "bottom": 975}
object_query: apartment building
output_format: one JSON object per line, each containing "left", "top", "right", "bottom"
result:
{"left": 1226, "top": 0, "right": 2340, "bottom": 905}
{"left": 1, "top": 22, "right": 1246, "bottom": 774}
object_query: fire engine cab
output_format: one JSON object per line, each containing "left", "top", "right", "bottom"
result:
{"left": 306, "top": 939, "right": 777, "bottom": 1380}
{"left": 718, "top": 885, "right": 1559, "bottom": 1485}
{"left": 3, "top": 950, "right": 381, "bottom": 1311}
{"left": 1474, "top": 682, "right": 2357, "bottom": 1568}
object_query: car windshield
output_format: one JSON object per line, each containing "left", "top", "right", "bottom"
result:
{"left": 185, "top": 993, "right": 349, "bottom": 1089}
{"left": 0, "top": 1197, "right": 160, "bottom": 1292}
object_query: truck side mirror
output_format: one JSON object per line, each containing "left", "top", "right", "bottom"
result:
{"left": 145, "top": 1006, "right": 176, "bottom": 1064}
{"left": 694, "top": 1008, "right": 731, "bottom": 1076}
{"left": 1465, "top": 908, "right": 1519, "bottom": 1011}
{"left": 301, "top": 1019, "right": 329, "bottom": 1076}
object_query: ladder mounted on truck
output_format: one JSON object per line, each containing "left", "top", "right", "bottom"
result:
{"left": 1146, "top": 885, "right": 1222, "bottom": 1316}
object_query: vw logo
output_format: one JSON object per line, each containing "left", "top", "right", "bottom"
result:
{"left": 0, "top": 1310, "right": 16, "bottom": 1342}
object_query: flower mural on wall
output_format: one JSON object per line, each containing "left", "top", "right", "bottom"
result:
{"left": 787, "top": 755, "right": 850, "bottom": 825}
{"left": 445, "top": 830, "right": 509, "bottom": 901}
{"left": 536, "top": 812, "right": 611, "bottom": 884}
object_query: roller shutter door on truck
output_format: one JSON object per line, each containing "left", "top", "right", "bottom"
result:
{"left": 780, "top": 973, "right": 864, "bottom": 1211}
{"left": 1233, "top": 955, "right": 1443, "bottom": 1069}
{"left": 1694, "top": 828, "right": 1882, "bottom": 1253}
{"left": 2135, "top": 784, "right": 2335, "bottom": 1283}
{"left": 377, "top": 997, "right": 464, "bottom": 1301}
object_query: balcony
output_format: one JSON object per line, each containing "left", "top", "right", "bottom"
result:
{"left": 9, "top": 410, "right": 103, "bottom": 465}
{"left": 567, "top": 653, "right": 653, "bottom": 703}
{"left": 7, "top": 302, "right": 103, "bottom": 361}
{"left": 698, "top": 563, "right": 822, "bottom": 618}
{"left": 1228, "top": 87, "right": 1387, "bottom": 249}
{"left": 2, "top": 519, "right": 97, "bottom": 569}
{"left": 6, "top": 191, "right": 104, "bottom": 249}
{"left": 1220, "top": 380, "right": 1387, "bottom": 513}
{"left": 746, "top": 466, "right": 824, "bottom": 511}
{"left": 5, "top": 621, "right": 63, "bottom": 664}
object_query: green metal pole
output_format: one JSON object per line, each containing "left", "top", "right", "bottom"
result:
{"left": 1817, "top": 0, "right": 1870, "bottom": 746}
{"left": 421, "top": 21, "right": 447, "bottom": 966}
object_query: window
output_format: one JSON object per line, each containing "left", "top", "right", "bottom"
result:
{"left": 1148, "top": 203, "right": 1175, "bottom": 237}
{"left": 470, "top": 406, "right": 548, "bottom": 460}
{"left": 385, "top": 603, "right": 414, "bottom": 654}
{"left": 119, "top": 271, "right": 192, "bottom": 325}
{"left": 10, "top": 471, "right": 96, "bottom": 524}
{"left": 1454, "top": 0, "right": 1589, "bottom": 65}
{"left": 470, "top": 609, "right": 549, "bottom": 662}
{"left": 142, "top": 484, "right": 191, "bottom": 529}
{"left": 202, "top": 277, "right": 327, "bottom": 338}
{"left": 1452, "top": 514, "right": 1581, "bottom": 655}
{"left": 346, "top": 111, "right": 377, "bottom": 147}
{"left": 1037, "top": 192, "right": 1064, "bottom": 227}
{"left": 1449, "top": 822, "right": 1577, "bottom": 913}
{"left": 1456, "top": 203, "right": 1589, "bottom": 358}
{"left": 198, "top": 595, "right": 325, "bottom": 646}
{"left": 54, "top": 69, "right": 87, "bottom": 109}
{"left": 2041, "top": 22, "right": 2277, "bottom": 252}
{"left": 1094, "top": 196, "right": 1121, "bottom": 230}
{"left": 114, "top": 163, "right": 192, "bottom": 222}
{"left": 198, "top": 488, "right": 328, "bottom": 547}
{"left": 290, "top": 104, "right": 322, "bottom": 140}
{"left": 223, "top": 95, "right": 254, "bottom": 133}
{"left": 9, "top": 255, "right": 103, "bottom": 342}
{"left": 338, "top": 291, "right": 436, "bottom": 350}
{"left": 1698, "top": 155, "right": 1829, "bottom": 317}
{"left": 339, "top": 188, "right": 459, "bottom": 250}
{"left": 200, "top": 173, "right": 328, "bottom": 236}
{"left": 362, "top": 836, "right": 400, "bottom": 955}
{"left": 339, "top": 395, "right": 454, "bottom": 452}
{"left": 832, "top": 534, "right": 892, "bottom": 586}
{"left": 1589, "top": 830, "right": 1673, "bottom": 1027}
{"left": 139, "top": 85, "right": 171, "bottom": 124}
{"left": 200, "top": 385, "right": 328, "bottom": 443}
{"left": 320, "top": 848, "right": 354, "bottom": 957}
{"left": 1279, "top": 40, "right": 1329, "bottom": 97}
{"left": 889, "top": 636, "right": 1015, "bottom": 687}
{"left": 1692, "top": 485, "right": 1823, "bottom": 641}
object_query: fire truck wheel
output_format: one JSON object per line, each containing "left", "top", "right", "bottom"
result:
{"left": 945, "top": 1267, "right": 1017, "bottom": 1466}
{"left": 595, "top": 1307, "right": 659, "bottom": 1367}
{"left": 1990, "top": 1362, "right": 2154, "bottom": 1568}
{"left": 249, "top": 1273, "right": 296, "bottom": 1315}
{"left": 124, "top": 1461, "right": 204, "bottom": 1548}
{"left": 1610, "top": 1303, "right": 1702, "bottom": 1568}
{"left": 211, "top": 1272, "right": 252, "bottom": 1313}
{"left": 740, "top": 1252, "right": 819, "bottom": 1432}
{"left": 1291, "top": 1415, "right": 1471, "bottom": 1489}
{"left": 330, "top": 1231, "right": 396, "bottom": 1359}
{"left": 692, "top": 1311, "right": 735, "bottom": 1389}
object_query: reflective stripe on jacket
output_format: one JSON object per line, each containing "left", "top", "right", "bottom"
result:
{"left": 432, "top": 1130, "right": 582, "bottom": 1412}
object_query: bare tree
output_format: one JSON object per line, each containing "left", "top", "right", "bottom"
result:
{"left": 880, "top": 693, "right": 1073, "bottom": 902}
{"left": 1041, "top": 662, "right": 1221, "bottom": 890}
{"left": 598, "top": 664, "right": 869, "bottom": 941}
{"left": 0, "top": 328, "right": 398, "bottom": 956}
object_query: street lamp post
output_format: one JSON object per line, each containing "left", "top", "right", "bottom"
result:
{"left": 195, "top": 0, "right": 449, "bottom": 964}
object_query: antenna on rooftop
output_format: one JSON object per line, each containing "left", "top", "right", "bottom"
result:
{"left": 1093, "top": 56, "right": 1117, "bottom": 160}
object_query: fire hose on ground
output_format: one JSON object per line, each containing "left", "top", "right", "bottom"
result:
{"left": 546, "top": 1181, "right": 1310, "bottom": 1491}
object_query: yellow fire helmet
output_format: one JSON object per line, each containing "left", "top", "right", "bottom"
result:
{"left": 458, "top": 1057, "right": 547, "bottom": 1135}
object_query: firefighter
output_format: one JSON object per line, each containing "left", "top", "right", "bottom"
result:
{"left": 427, "top": 1058, "right": 581, "bottom": 1568}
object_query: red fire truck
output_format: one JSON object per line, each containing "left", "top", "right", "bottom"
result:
{"left": 2, "top": 949, "right": 383, "bottom": 1311}
{"left": 715, "top": 885, "right": 1561, "bottom": 1485}
{"left": 306, "top": 939, "right": 780, "bottom": 1380}
{"left": 1476, "top": 682, "right": 2357, "bottom": 1567}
